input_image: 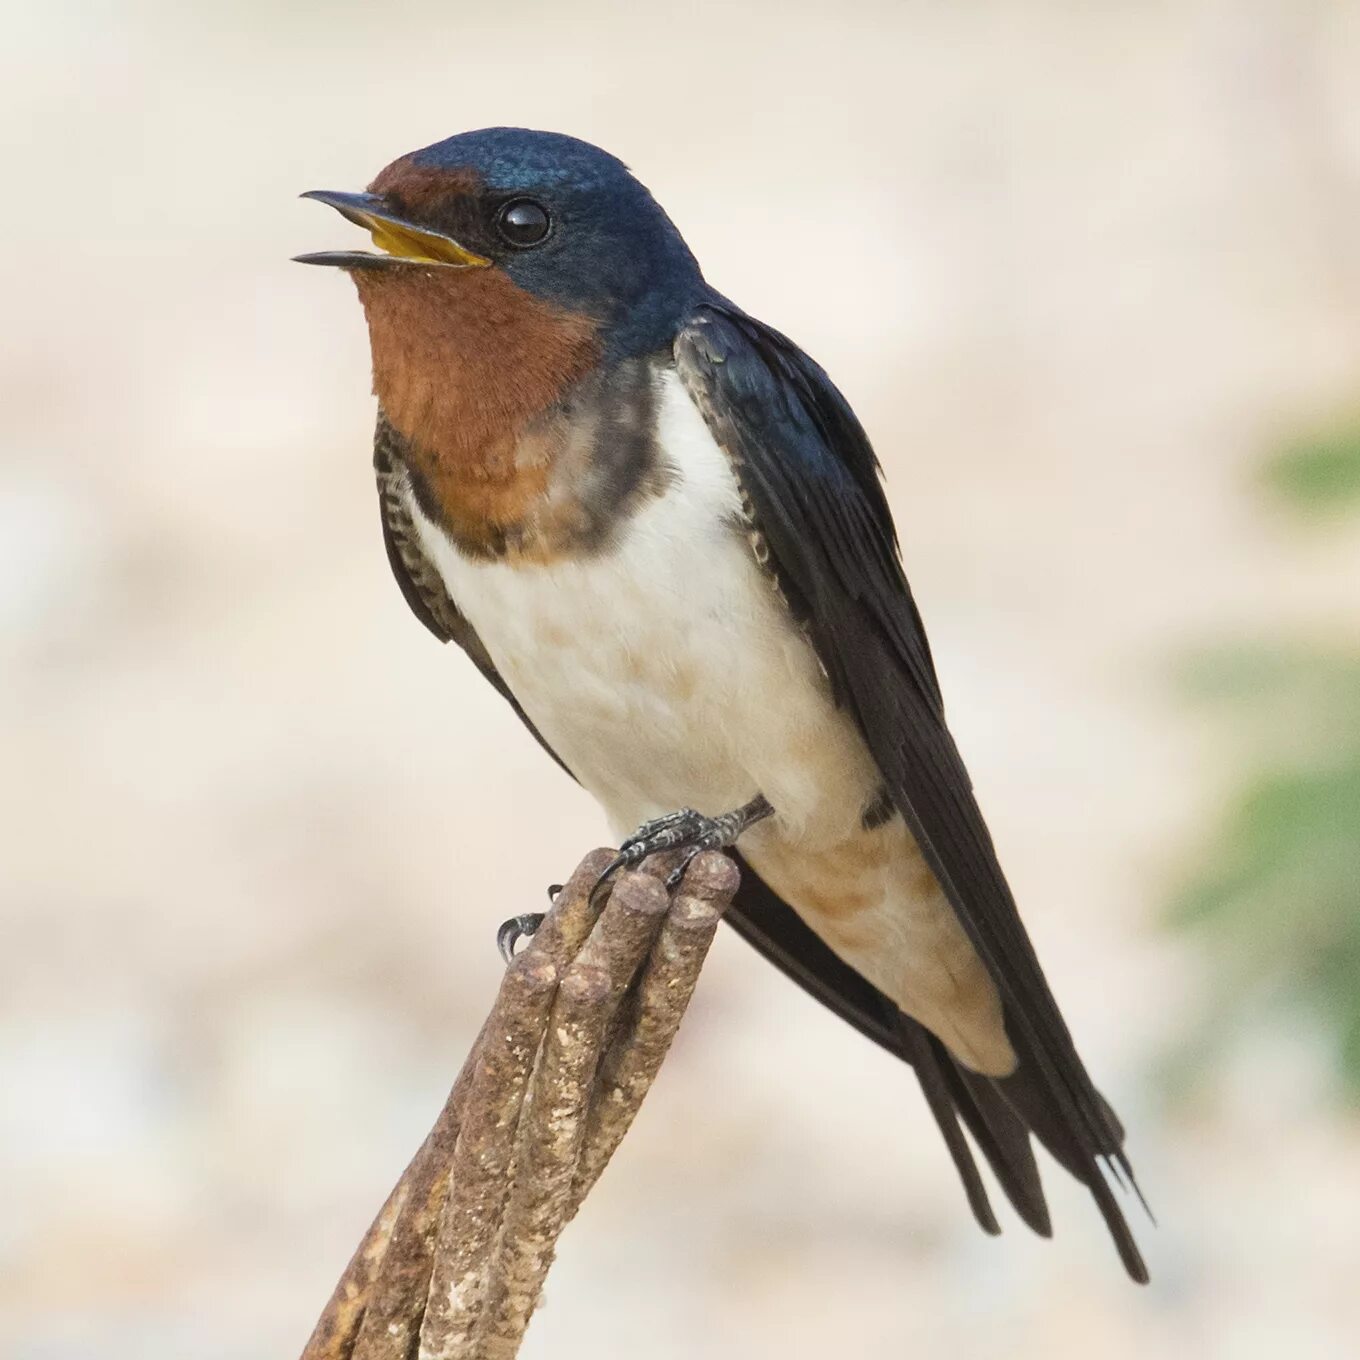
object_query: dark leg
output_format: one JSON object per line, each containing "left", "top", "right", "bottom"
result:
{"left": 496, "top": 796, "right": 772, "bottom": 964}
{"left": 597, "top": 793, "right": 774, "bottom": 897}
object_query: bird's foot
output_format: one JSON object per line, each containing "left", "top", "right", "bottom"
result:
{"left": 497, "top": 797, "right": 771, "bottom": 964}
{"left": 494, "top": 883, "right": 563, "bottom": 963}
{"left": 594, "top": 794, "right": 773, "bottom": 902}
{"left": 497, "top": 912, "right": 546, "bottom": 964}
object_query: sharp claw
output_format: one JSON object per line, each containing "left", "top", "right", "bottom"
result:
{"left": 589, "top": 854, "right": 630, "bottom": 909}
{"left": 546, "top": 882, "right": 563, "bottom": 902}
{"left": 497, "top": 912, "right": 545, "bottom": 964}
{"left": 665, "top": 847, "right": 702, "bottom": 890}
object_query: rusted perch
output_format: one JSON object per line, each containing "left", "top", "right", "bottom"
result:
{"left": 300, "top": 847, "right": 740, "bottom": 1360}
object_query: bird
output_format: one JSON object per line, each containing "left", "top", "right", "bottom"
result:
{"left": 298, "top": 126, "right": 1148, "bottom": 1281}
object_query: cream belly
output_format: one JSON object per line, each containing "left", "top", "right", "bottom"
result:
{"left": 409, "top": 369, "right": 1014, "bottom": 1075}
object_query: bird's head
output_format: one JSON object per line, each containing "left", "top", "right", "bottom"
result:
{"left": 298, "top": 127, "right": 703, "bottom": 360}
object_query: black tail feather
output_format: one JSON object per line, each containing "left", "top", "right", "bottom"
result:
{"left": 946, "top": 1056, "right": 1052, "bottom": 1238}
{"left": 891, "top": 1010, "right": 1001, "bottom": 1235}
{"left": 994, "top": 1029, "right": 1150, "bottom": 1284}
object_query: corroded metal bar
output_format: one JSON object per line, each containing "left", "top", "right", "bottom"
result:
{"left": 299, "top": 846, "right": 741, "bottom": 1360}
{"left": 417, "top": 955, "right": 559, "bottom": 1358}
{"left": 301, "top": 1021, "right": 487, "bottom": 1360}
{"left": 474, "top": 870, "right": 669, "bottom": 1358}
{"left": 571, "top": 851, "right": 737, "bottom": 1206}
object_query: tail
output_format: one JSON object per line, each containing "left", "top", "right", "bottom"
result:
{"left": 995, "top": 1020, "right": 1150, "bottom": 1282}
{"left": 726, "top": 852, "right": 1148, "bottom": 1282}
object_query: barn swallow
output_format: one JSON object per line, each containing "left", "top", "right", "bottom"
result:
{"left": 298, "top": 127, "right": 1148, "bottom": 1281}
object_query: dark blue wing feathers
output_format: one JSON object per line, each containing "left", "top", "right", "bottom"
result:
{"left": 676, "top": 301, "right": 1146, "bottom": 1281}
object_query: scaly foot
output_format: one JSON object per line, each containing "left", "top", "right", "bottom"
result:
{"left": 594, "top": 794, "right": 773, "bottom": 901}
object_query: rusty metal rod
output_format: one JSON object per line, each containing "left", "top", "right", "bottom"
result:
{"left": 417, "top": 953, "right": 559, "bottom": 1358}
{"left": 473, "top": 870, "right": 669, "bottom": 1358}
{"left": 571, "top": 852, "right": 738, "bottom": 1206}
{"left": 298, "top": 846, "right": 741, "bottom": 1360}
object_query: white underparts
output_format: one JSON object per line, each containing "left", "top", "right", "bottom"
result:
{"left": 409, "top": 366, "right": 1015, "bottom": 1075}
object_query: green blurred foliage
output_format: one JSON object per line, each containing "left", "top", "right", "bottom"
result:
{"left": 1170, "top": 417, "right": 1360, "bottom": 1100}
{"left": 1260, "top": 414, "right": 1360, "bottom": 515}
{"left": 1170, "top": 645, "right": 1360, "bottom": 1095}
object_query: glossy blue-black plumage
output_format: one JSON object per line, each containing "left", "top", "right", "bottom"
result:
{"left": 675, "top": 303, "right": 1147, "bottom": 1281}
{"left": 408, "top": 128, "right": 705, "bottom": 359}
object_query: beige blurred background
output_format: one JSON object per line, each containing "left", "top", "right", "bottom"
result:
{"left": 4, "top": 1, "right": 1360, "bottom": 1356}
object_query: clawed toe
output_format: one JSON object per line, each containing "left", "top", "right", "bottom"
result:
{"left": 592, "top": 795, "right": 775, "bottom": 903}
{"left": 664, "top": 846, "right": 703, "bottom": 889}
{"left": 619, "top": 808, "right": 707, "bottom": 858}
{"left": 497, "top": 912, "right": 546, "bottom": 964}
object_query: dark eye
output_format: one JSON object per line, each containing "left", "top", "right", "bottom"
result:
{"left": 496, "top": 198, "right": 551, "bottom": 247}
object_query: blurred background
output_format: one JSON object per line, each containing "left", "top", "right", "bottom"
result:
{"left": 3, "top": 1, "right": 1359, "bottom": 1356}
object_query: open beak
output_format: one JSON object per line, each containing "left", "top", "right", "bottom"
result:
{"left": 294, "top": 190, "right": 492, "bottom": 270}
